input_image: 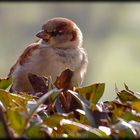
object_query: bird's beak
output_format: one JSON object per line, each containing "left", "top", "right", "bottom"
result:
{"left": 36, "top": 30, "right": 51, "bottom": 40}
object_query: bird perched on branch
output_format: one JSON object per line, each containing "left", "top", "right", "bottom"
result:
{"left": 9, "top": 17, "right": 88, "bottom": 93}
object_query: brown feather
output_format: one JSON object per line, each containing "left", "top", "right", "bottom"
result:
{"left": 9, "top": 41, "right": 39, "bottom": 76}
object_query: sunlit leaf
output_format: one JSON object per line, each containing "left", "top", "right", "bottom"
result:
{"left": 0, "top": 70, "right": 140, "bottom": 139}
{"left": 17, "top": 92, "right": 35, "bottom": 101}
{"left": 132, "top": 101, "right": 140, "bottom": 112}
{"left": 104, "top": 101, "right": 132, "bottom": 119}
{"left": 43, "top": 114, "right": 65, "bottom": 128}
{"left": 122, "top": 112, "right": 140, "bottom": 122}
{"left": 117, "top": 90, "right": 139, "bottom": 103}
{"left": 98, "top": 126, "right": 111, "bottom": 136}
{"left": 0, "top": 76, "right": 12, "bottom": 90}
{"left": 6, "top": 109, "right": 26, "bottom": 136}
{"left": 0, "top": 90, "right": 27, "bottom": 112}
{"left": 60, "top": 119, "right": 108, "bottom": 138}
{"left": 0, "top": 107, "right": 10, "bottom": 138}
{"left": 129, "top": 121, "right": 140, "bottom": 136}
{"left": 59, "top": 123, "right": 81, "bottom": 137}
{"left": 74, "top": 109, "right": 90, "bottom": 125}
{"left": 76, "top": 83, "right": 105, "bottom": 104}
{"left": 113, "top": 119, "right": 138, "bottom": 138}
{"left": 25, "top": 124, "right": 50, "bottom": 138}
{"left": 24, "top": 88, "right": 60, "bottom": 132}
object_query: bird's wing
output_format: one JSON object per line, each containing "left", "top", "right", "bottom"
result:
{"left": 8, "top": 41, "right": 40, "bottom": 76}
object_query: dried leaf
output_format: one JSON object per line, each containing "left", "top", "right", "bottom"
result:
{"left": 54, "top": 69, "right": 74, "bottom": 91}
{"left": 28, "top": 73, "right": 48, "bottom": 94}
{"left": 54, "top": 69, "right": 74, "bottom": 112}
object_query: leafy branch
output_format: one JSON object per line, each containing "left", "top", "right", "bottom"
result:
{"left": 0, "top": 69, "right": 140, "bottom": 138}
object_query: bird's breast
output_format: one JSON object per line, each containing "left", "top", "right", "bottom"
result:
{"left": 24, "top": 46, "right": 83, "bottom": 82}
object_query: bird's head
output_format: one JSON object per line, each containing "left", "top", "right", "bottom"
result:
{"left": 36, "top": 17, "right": 83, "bottom": 48}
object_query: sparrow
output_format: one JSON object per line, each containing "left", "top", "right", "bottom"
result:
{"left": 9, "top": 17, "right": 88, "bottom": 93}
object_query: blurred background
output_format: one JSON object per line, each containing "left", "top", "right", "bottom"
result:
{"left": 0, "top": 2, "right": 140, "bottom": 101}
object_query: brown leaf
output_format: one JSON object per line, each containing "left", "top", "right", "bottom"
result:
{"left": 54, "top": 69, "right": 74, "bottom": 92}
{"left": 28, "top": 73, "right": 48, "bottom": 94}
{"left": 54, "top": 69, "right": 74, "bottom": 112}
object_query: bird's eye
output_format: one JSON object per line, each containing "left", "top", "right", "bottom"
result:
{"left": 52, "top": 30, "right": 63, "bottom": 36}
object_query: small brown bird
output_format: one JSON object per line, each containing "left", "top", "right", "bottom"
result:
{"left": 9, "top": 17, "right": 88, "bottom": 92}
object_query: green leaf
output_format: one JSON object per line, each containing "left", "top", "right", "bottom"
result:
{"left": 0, "top": 90, "right": 28, "bottom": 112}
{"left": 6, "top": 109, "right": 26, "bottom": 136}
{"left": 68, "top": 90, "right": 97, "bottom": 127}
{"left": 0, "top": 123, "right": 8, "bottom": 138}
{"left": 76, "top": 83, "right": 105, "bottom": 104}
{"left": 1, "top": 72, "right": 140, "bottom": 139}
{"left": 122, "top": 112, "right": 140, "bottom": 122}
{"left": 113, "top": 119, "right": 138, "bottom": 138}
{"left": 60, "top": 119, "right": 108, "bottom": 138}
{"left": 0, "top": 107, "right": 10, "bottom": 138}
{"left": 117, "top": 90, "right": 139, "bottom": 103}
{"left": 74, "top": 109, "right": 90, "bottom": 125}
{"left": 132, "top": 101, "right": 140, "bottom": 112}
{"left": 23, "top": 88, "right": 60, "bottom": 134}
{"left": 28, "top": 88, "right": 60, "bottom": 118}
{"left": 25, "top": 125, "right": 50, "bottom": 138}
{"left": 0, "top": 76, "right": 12, "bottom": 90}
{"left": 43, "top": 114, "right": 65, "bottom": 128}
